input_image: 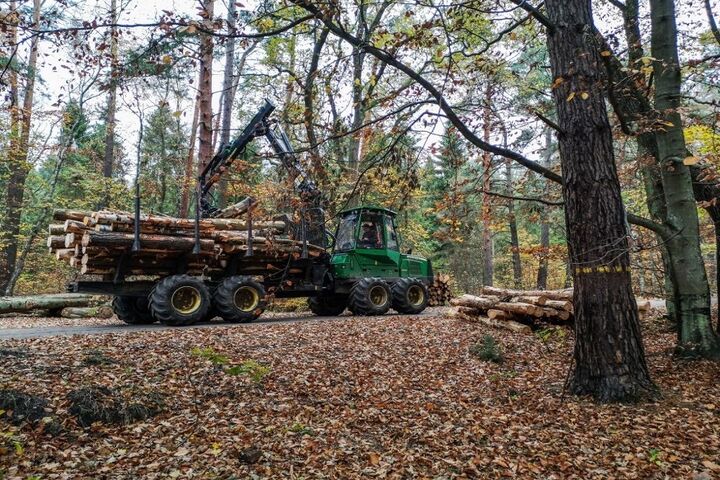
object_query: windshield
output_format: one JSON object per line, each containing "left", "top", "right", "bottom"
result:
{"left": 334, "top": 213, "right": 358, "bottom": 252}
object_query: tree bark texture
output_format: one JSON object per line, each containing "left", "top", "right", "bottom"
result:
{"left": 481, "top": 84, "right": 494, "bottom": 287}
{"left": 99, "top": 0, "right": 119, "bottom": 209}
{"left": 197, "top": 0, "right": 215, "bottom": 172}
{"left": 0, "top": 0, "right": 41, "bottom": 293}
{"left": 650, "top": 0, "right": 720, "bottom": 356}
{"left": 545, "top": 0, "right": 655, "bottom": 401}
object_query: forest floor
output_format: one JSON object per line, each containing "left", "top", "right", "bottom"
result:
{"left": 1, "top": 311, "right": 718, "bottom": 479}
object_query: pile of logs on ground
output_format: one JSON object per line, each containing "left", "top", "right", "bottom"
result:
{"left": 0, "top": 293, "right": 109, "bottom": 317}
{"left": 48, "top": 205, "right": 325, "bottom": 279}
{"left": 428, "top": 273, "right": 453, "bottom": 306}
{"left": 450, "top": 286, "right": 574, "bottom": 333}
{"left": 450, "top": 286, "right": 653, "bottom": 333}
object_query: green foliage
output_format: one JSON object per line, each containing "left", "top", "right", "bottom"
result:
{"left": 139, "top": 104, "right": 188, "bottom": 215}
{"left": 191, "top": 347, "right": 229, "bottom": 365}
{"left": 535, "top": 327, "right": 567, "bottom": 344}
{"left": 469, "top": 335, "right": 504, "bottom": 363}
{"left": 225, "top": 360, "right": 271, "bottom": 384}
{"left": 287, "top": 422, "right": 314, "bottom": 436}
{"left": 192, "top": 348, "right": 270, "bottom": 383}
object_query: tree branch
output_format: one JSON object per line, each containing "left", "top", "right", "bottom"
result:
{"left": 290, "top": 0, "right": 563, "bottom": 185}
{"left": 705, "top": 0, "right": 720, "bottom": 46}
{"left": 507, "top": 0, "right": 556, "bottom": 32}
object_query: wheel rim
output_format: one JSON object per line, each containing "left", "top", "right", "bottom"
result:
{"left": 407, "top": 285, "right": 425, "bottom": 306}
{"left": 171, "top": 286, "right": 202, "bottom": 314}
{"left": 234, "top": 286, "right": 260, "bottom": 312}
{"left": 369, "top": 285, "right": 389, "bottom": 307}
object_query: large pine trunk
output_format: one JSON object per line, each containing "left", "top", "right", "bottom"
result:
{"left": 197, "top": 0, "right": 215, "bottom": 172}
{"left": 99, "top": 0, "right": 118, "bottom": 210}
{"left": 650, "top": 0, "right": 720, "bottom": 357}
{"left": 505, "top": 160, "right": 522, "bottom": 287}
{"left": 545, "top": 0, "right": 655, "bottom": 401}
{"left": 481, "top": 84, "right": 494, "bottom": 287}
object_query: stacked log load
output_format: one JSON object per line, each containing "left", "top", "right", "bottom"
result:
{"left": 450, "top": 286, "right": 651, "bottom": 333}
{"left": 47, "top": 206, "right": 324, "bottom": 279}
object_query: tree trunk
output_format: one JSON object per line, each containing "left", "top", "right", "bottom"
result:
{"left": 179, "top": 87, "right": 201, "bottom": 218}
{"left": 650, "top": 0, "right": 720, "bottom": 356}
{"left": 303, "top": 26, "right": 330, "bottom": 179}
{"left": 216, "top": 0, "right": 237, "bottom": 208}
{"left": 99, "top": 0, "right": 118, "bottom": 209}
{"left": 506, "top": 159, "right": 522, "bottom": 287}
{"left": 537, "top": 128, "right": 553, "bottom": 289}
{"left": 481, "top": 84, "right": 494, "bottom": 287}
{"left": 0, "top": 0, "right": 41, "bottom": 293}
{"left": 545, "top": 0, "right": 655, "bottom": 401}
{"left": 197, "top": 0, "right": 215, "bottom": 172}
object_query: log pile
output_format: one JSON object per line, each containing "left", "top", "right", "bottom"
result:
{"left": 450, "top": 286, "right": 653, "bottom": 333}
{"left": 428, "top": 273, "right": 453, "bottom": 306}
{"left": 47, "top": 208, "right": 324, "bottom": 279}
{"left": 449, "top": 287, "right": 574, "bottom": 333}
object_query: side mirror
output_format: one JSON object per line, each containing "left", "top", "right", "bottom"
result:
{"left": 406, "top": 248, "right": 413, "bottom": 255}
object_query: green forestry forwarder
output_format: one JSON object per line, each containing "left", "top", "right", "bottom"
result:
{"left": 69, "top": 100, "right": 433, "bottom": 325}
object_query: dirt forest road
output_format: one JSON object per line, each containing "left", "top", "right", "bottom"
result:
{"left": 0, "top": 308, "right": 446, "bottom": 340}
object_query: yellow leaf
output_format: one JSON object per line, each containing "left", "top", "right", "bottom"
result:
{"left": 683, "top": 156, "right": 700, "bottom": 165}
{"left": 551, "top": 77, "right": 564, "bottom": 89}
{"left": 600, "top": 50, "right": 612, "bottom": 57}
{"left": 162, "top": 55, "right": 172, "bottom": 65}
{"left": 580, "top": 92, "right": 589, "bottom": 100}
{"left": 566, "top": 92, "right": 576, "bottom": 102}
{"left": 369, "top": 452, "right": 380, "bottom": 465}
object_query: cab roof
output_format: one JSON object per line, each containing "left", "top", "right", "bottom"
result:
{"left": 338, "top": 205, "right": 397, "bottom": 217}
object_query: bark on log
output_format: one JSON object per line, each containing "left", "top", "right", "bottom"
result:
{"left": 212, "top": 196, "right": 256, "bottom": 218}
{"left": 481, "top": 286, "right": 573, "bottom": 301}
{"left": 0, "top": 294, "right": 103, "bottom": 314}
{"left": 512, "top": 295, "right": 548, "bottom": 306}
{"left": 55, "top": 249, "right": 74, "bottom": 261}
{"left": 92, "top": 211, "right": 282, "bottom": 232}
{"left": 48, "top": 224, "right": 65, "bottom": 235}
{"left": 450, "top": 294, "right": 500, "bottom": 310}
{"left": 488, "top": 309, "right": 523, "bottom": 321}
{"left": 47, "top": 235, "right": 65, "bottom": 249}
{"left": 100, "top": 220, "right": 285, "bottom": 235}
{"left": 543, "top": 299, "right": 573, "bottom": 312}
{"left": 81, "top": 232, "right": 215, "bottom": 251}
{"left": 64, "top": 219, "right": 89, "bottom": 234}
{"left": 494, "top": 301, "right": 543, "bottom": 317}
{"left": 52, "top": 209, "right": 93, "bottom": 222}
{"left": 59, "top": 306, "right": 114, "bottom": 319}
{"left": 450, "top": 307, "right": 531, "bottom": 334}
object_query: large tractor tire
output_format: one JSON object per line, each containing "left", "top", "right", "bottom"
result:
{"left": 348, "top": 278, "right": 392, "bottom": 316}
{"left": 112, "top": 296, "right": 155, "bottom": 325}
{"left": 214, "top": 276, "right": 267, "bottom": 323}
{"left": 308, "top": 295, "right": 348, "bottom": 316}
{"left": 148, "top": 275, "right": 210, "bottom": 326}
{"left": 391, "top": 278, "right": 429, "bottom": 314}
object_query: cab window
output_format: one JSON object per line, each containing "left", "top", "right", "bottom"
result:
{"left": 334, "top": 213, "right": 358, "bottom": 252}
{"left": 385, "top": 215, "right": 398, "bottom": 250}
{"left": 358, "top": 212, "right": 384, "bottom": 249}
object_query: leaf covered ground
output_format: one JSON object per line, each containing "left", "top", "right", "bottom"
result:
{"left": 0, "top": 314, "right": 718, "bottom": 479}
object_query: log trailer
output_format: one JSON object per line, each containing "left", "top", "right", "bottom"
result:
{"left": 65, "top": 100, "right": 433, "bottom": 326}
